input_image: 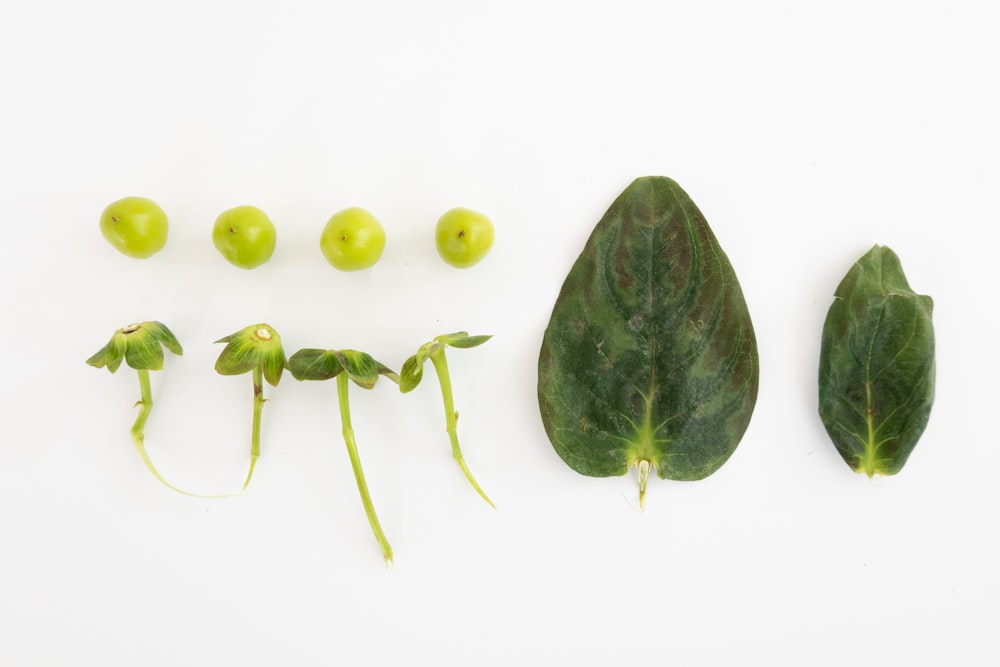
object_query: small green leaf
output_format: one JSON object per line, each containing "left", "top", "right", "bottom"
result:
{"left": 818, "top": 245, "right": 935, "bottom": 477}
{"left": 288, "top": 348, "right": 344, "bottom": 381}
{"left": 537, "top": 176, "right": 759, "bottom": 493}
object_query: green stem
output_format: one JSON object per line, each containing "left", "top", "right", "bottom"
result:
{"left": 131, "top": 369, "right": 201, "bottom": 498}
{"left": 429, "top": 348, "right": 495, "bottom": 509}
{"left": 242, "top": 366, "right": 264, "bottom": 491}
{"left": 338, "top": 373, "right": 393, "bottom": 563}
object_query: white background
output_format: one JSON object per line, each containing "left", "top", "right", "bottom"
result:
{"left": 1, "top": 1, "right": 997, "bottom": 665}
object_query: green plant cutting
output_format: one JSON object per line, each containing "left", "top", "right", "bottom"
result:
{"left": 818, "top": 245, "right": 935, "bottom": 476}
{"left": 100, "top": 196, "right": 169, "bottom": 258}
{"left": 537, "top": 176, "right": 759, "bottom": 507}
{"left": 320, "top": 207, "right": 386, "bottom": 271}
{"left": 399, "top": 332, "right": 494, "bottom": 508}
{"left": 87, "top": 321, "right": 193, "bottom": 494}
{"left": 435, "top": 207, "right": 494, "bottom": 268}
{"left": 288, "top": 347, "right": 399, "bottom": 563}
{"left": 214, "top": 323, "right": 286, "bottom": 490}
{"left": 213, "top": 205, "right": 277, "bottom": 269}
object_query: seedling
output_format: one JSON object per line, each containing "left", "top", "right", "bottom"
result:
{"left": 400, "top": 332, "right": 494, "bottom": 508}
{"left": 214, "top": 324, "right": 286, "bottom": 490}
{"left": 289, "top": 348, "right": 399, "bottom": 563}
{"left": 87, "top": 321, "right": 191, "bottom": 494}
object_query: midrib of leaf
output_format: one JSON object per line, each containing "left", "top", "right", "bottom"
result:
{"left": 861, "top": 302, "right": 887, "bottom": 477}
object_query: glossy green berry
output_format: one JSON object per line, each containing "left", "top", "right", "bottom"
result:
{"left": 435, "top": 207, "right": 494, "bottom": 268}
{"left": 213, "top": 205, "right": 277, "bottom": 269}
{"left": 320, "top": 207, "right": 386, "bottom": 271}
{"left": 100, "top": 196, "right": 169, "bottom": 258}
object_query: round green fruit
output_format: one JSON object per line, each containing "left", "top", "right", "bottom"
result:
{"left": 435, "top": 207, "right": 494, "bottom": 268}
{"left": 100, "top": 196, "right": 169, "bottom": 258}
{"left": 213, "top": 205, "right": 277, "bottom": 269}
{"left": 320, "top": 207, "right": 386, "bottom": 271}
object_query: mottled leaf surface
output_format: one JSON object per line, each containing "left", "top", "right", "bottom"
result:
{"left": 537, "top": 176, "right": 759, "bottom": 481}
{"left": 818, "top": 245, "right": 935, "bottom": 476}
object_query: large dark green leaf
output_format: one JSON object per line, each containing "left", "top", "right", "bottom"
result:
{"left": 818, "top": 245, "right": 935, "bottom": 476}
{"left": 537, "top": 176, "right": 759, "bottom": 486}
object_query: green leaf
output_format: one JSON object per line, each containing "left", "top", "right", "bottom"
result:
{"left": 288, "top": 348, "right": 344, "bottom": 381}
{"left": 537, "top": 176, "right": 759, "bottom": 487}
{"left": 818, "top": 245, "right": 935, "bottom": 477}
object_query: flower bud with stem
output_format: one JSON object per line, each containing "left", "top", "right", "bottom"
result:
{"left": 214, "top": 323, "right": 286, "bottom": 491}
{"left": 87, "top": 321, "right": 193, "bottom": 495}
{"left": 399, "top": 332, "right": 494, "bottom": 508}
{"left": 288, "top": 347, "right": 399, "bottom": 564}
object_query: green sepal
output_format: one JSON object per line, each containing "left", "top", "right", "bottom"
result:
{"left": 86, "top": 337, "right": 125, "bottom": 373}
{"left": 399, "top": 354, "right": 424, "bottom": 393}
{"left": 125, "top": 333, "right": 165, "bottom": 370}
{"left": 214, "top": 323, "right": 285, "bottom": 386}
{"left": 288, "top": 348, "right": 345, "bottom": 381}
{"left": 289, "top": 348, "right": 397, "bottom": 389}
{"left": 438, "top": 332, "right": 492, "bottom": 349}
{"left": 145, "top": 321, "right": 183, "bottom": 356}
{"left": 336, "top": 349, "right": 400, "bottom": 389}
{"left": 87, "top": 321, "right": 182, "bottom": 373}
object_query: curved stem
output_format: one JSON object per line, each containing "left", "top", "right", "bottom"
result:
{"left": 242, "top": 366, "right": 264, "bottom": 491}
{"left": 131, "top": 369, "right": 202, "bottom": 498}
{"left": 429, "top": 348, "right": 495, "bottom": 509}
{"left": 338, "top": 373, "right": 393, "bottom": 563}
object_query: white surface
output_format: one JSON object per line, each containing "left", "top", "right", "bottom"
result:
{"left": 1, "top": 1, "right": 998, "bottom": 665}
